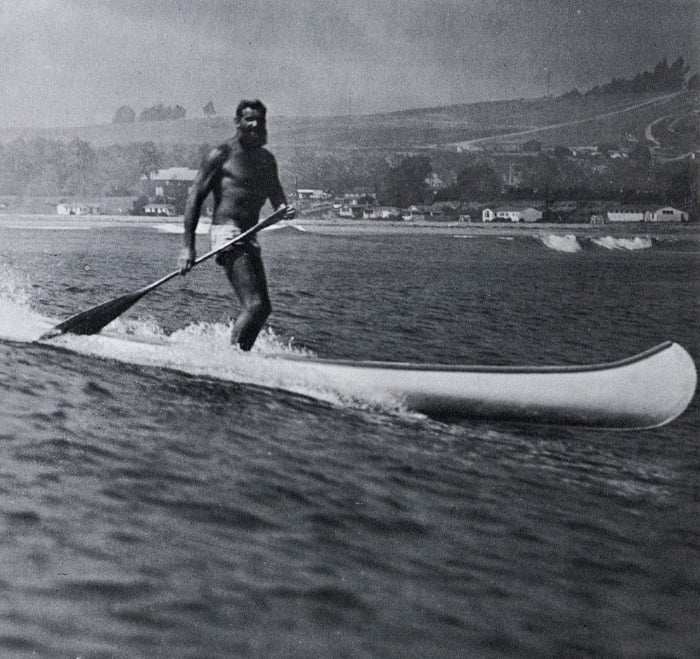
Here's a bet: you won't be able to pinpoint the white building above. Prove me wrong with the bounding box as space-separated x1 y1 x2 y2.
401 205 445 221
605 206 688 223
144 203 177 216
482 206 542 223
650 206 688 222
296 189 329 200
363 206 401 220
142 168 198 214
56 203 101 215
606 209 650 223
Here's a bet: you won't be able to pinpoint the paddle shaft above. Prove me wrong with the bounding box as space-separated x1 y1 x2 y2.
134 207 287 296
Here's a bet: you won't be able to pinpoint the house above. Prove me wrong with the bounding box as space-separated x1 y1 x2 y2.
141 167 198 213
606 208 650 223
570 146 600 158
56 203 101 215
296 188 328 200
341 189 375 204
432 202 459 215
363 206 401 220
401 205 445 221
425 173 448 191
650 206 688 222
337 204 364 219
482 206 543 223
144 203 177 216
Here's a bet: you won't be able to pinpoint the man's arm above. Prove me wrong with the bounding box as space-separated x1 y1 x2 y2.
265 152 295 219
179 146 227 274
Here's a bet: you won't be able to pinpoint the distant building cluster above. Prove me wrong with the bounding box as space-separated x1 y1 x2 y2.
140 167 198 214
292 186 689 225
56 202 101 216
58 165 690 225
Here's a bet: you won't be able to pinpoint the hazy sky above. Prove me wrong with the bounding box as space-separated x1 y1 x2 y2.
0 0 697 128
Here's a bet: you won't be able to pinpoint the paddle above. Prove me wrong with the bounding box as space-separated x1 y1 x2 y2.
39 207 288 340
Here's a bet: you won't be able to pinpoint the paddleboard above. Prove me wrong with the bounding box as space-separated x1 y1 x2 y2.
38 329 697 430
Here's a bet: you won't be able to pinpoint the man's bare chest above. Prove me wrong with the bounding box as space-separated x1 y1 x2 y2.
220 153 268 188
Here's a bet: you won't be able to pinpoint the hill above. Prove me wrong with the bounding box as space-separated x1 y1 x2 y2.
1 91 696 158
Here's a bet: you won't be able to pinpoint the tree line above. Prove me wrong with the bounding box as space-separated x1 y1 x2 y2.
0 137 208 197
0 137 694 215
561 56 698 98
112 101 217 124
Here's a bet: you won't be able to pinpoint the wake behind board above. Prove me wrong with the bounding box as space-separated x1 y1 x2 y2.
37 328 697 430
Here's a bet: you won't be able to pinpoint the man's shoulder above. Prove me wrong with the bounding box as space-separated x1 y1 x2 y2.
259 147 277 165
198 142 234 172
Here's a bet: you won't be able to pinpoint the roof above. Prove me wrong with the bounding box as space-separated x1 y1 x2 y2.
495 205 540 213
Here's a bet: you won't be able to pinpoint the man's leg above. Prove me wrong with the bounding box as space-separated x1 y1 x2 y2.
222 247 272 351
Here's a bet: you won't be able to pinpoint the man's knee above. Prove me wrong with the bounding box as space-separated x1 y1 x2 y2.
246 297 271 321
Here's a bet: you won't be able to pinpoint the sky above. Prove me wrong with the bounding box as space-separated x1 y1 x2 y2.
0 0 697 128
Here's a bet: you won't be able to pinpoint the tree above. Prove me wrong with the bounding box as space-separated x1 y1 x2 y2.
138 103 186 121
453 161 500 201
584 56 693 94
65 138 97 196
203 100 216 116
630 142 652 165
137 142 163 179
379 156 432 207
560 88 581 99
112 106 136 123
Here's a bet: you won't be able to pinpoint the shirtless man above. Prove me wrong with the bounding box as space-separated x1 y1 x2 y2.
178 99 295 350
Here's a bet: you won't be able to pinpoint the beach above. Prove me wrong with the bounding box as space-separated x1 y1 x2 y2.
289 217 700 240
2 212 699 240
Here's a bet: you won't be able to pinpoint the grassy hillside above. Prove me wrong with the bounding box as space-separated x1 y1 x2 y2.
1 91 696 155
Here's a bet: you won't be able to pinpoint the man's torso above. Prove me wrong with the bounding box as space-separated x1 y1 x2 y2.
211 142 274 229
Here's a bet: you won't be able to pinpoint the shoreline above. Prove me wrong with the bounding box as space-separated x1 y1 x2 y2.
1 213 698 240
287 218 700 240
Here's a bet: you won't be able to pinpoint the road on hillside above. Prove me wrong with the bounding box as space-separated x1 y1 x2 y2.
447 92 681 150
644 110 699 161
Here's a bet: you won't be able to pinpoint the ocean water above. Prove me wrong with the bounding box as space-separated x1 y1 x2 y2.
0 218 699 657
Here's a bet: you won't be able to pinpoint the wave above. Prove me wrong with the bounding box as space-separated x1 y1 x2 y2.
0 269 416 418
535 233 687 253
537 233 582 253
590 236 653 251
0 265 39 342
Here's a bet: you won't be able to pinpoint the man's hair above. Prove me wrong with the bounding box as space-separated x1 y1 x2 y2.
235 99 267 121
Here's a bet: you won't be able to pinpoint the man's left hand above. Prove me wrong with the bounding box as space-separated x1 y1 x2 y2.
280 204 296 220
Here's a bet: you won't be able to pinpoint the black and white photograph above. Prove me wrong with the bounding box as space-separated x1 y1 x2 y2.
0 1 698 656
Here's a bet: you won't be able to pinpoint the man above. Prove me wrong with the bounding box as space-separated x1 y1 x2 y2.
178 99 295 350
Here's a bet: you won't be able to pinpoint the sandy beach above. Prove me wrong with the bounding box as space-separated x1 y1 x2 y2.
1 213 699 241
288 218 700 240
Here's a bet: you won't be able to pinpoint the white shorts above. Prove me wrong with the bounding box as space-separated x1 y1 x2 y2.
209 223 260 262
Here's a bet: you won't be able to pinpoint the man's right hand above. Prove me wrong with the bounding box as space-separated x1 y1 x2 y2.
179 246 196 274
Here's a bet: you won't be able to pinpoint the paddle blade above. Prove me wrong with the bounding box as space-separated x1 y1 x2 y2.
39 289 148 340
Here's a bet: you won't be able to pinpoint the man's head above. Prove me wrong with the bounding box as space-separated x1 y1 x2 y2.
235 99 267 149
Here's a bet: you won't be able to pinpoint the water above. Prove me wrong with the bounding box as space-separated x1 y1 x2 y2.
1 218 699 657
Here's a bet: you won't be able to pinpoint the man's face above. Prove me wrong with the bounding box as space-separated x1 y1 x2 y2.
236 107 266 148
